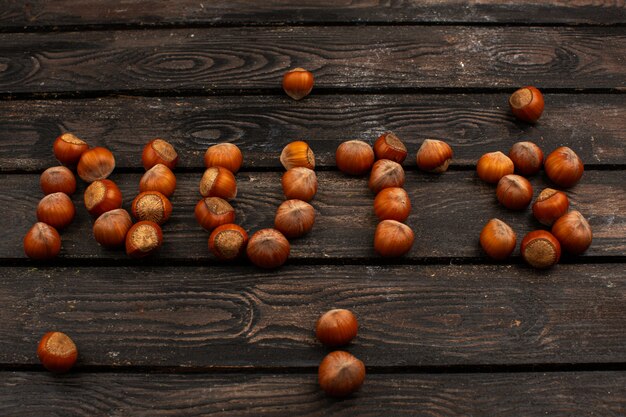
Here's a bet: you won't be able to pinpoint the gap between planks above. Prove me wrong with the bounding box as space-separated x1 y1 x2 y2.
2 255 626 268
0 87 624 102
1 362 626 375
0 21 625 35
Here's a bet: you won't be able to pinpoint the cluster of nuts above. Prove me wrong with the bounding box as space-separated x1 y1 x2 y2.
29 76 593 382
195 141 318 268
23 132 106 260
24 134 181 261
123 139 178 257
479 87 592 268
195 143 250 262
261 140 319 265
335 134 453 257
82 137 177 258
315 309 365 397
24 164 75 259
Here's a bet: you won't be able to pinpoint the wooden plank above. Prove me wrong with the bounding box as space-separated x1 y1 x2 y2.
2 1 625 27
0 264 624 366
1 171 623 260
1 94 624 171
0 27 624 94
1 371 625 416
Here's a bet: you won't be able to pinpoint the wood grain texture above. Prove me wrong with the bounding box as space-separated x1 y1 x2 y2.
0 264 624 367
1 371 625 417
1 0 626 28
1 171 623 260
1 94 624 171
0 27 624 94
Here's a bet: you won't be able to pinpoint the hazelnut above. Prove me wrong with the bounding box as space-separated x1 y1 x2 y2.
368 159 405 194
274 199 315 238
496 174 533 210
416 139 452 173
142 138 178 170
520 230 561 269
373 132 407 163
509 141 543 176
336 140 375 175
318 351 365 397
280 141 315 171
552 210 592 255
532 188 569 226
476 151 514 184
479 218 516 260
246 229 290 269
374 220 414 258
544 146 584 188
509 86 544 123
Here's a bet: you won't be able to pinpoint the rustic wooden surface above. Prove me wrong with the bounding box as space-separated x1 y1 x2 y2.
0 264 624 367
0 94 624 171
1 171 625 260
0 27 624 95
2 0 626 27
2 372 625 417
0 2 625 416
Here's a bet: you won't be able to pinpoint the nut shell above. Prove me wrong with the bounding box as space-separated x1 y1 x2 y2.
37 331 77 373
479 218 516 260
336 140 375 175
373 132 407 163
131 191 172 225
142 138 178 170
521 230 561 269
532 188 569 226
274 199 315 238
208 224 249 261
93 208 133 248
476 151 514 184
373 187 411 222
416 139 453 173
199 167 237 200
139 164 176 197
282 68 314 100
316 309 358 347
544 146 584 188
281 167 318 202
125 221 163 258
368 159 405 194
204 143 243 173
496 174 533 210
509 86 544 123
40 166 77 196
24 222 61 260
194 197 235 231
374 220 414 258
318 351 365 398
280 141 315 171
36 192 75 230
552 210 592 255
77 147 116 182
53 133 89 166
84 179 123 217
509 141 543 176
246 228 290 269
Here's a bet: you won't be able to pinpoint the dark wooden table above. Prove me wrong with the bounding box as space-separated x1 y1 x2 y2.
1 1 625 415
